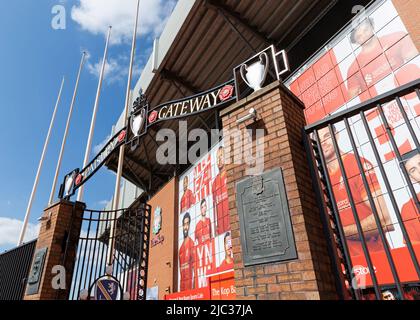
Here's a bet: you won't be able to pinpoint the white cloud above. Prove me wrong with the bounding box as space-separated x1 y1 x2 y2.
92 133 112 155
87 58 124 84
86 54 144 85
0 217 39 247
71 0 177 45
95 199 111 208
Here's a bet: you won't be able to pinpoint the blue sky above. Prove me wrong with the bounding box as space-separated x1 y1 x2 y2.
0 0 177 252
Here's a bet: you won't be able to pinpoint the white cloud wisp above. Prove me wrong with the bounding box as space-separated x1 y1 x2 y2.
0 217 39 247
71 0 177 45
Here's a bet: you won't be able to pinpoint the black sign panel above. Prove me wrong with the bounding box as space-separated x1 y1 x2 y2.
236 168 297 266
58 128 127 199
145 79 235 127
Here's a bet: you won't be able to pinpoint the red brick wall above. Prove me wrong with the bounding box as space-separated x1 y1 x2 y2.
24 200 85 300
147 178 178 299
393 0 420 51
220 81 339 300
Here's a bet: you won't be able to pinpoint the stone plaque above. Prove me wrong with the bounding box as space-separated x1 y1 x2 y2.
236 168 297 266
26 247 47 296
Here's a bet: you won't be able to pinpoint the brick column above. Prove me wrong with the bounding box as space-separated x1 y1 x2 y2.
24 200 85 300
220 81 339 300
392 0 420 51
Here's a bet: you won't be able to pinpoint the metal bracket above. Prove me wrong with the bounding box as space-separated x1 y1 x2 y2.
236 108 257 124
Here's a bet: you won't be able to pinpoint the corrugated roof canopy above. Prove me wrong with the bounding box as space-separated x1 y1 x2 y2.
105 0 371 198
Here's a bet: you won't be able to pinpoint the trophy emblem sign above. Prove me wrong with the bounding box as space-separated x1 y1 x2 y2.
129 89 148 151
64 174 74 197
63 170 78 198
130 107 146 138
240 52 269 92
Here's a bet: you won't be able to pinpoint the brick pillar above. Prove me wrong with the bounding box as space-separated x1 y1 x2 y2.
392 0 420 51
24 200 85 300
220 81 339 300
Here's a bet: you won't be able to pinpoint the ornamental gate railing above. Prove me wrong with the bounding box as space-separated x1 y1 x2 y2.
68 203 151 300
304 78 420 300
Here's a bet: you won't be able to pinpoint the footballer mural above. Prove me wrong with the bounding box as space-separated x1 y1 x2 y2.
287 0 420 298
177 141 234 294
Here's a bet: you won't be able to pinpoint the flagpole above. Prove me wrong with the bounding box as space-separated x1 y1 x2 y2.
18 77 65 245
77 26 112 202
108 0 141 267
48 52 87 205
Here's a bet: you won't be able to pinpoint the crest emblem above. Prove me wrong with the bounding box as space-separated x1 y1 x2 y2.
149 110 158 124
219 85 234 102
75 174 83 186
153 206 162 235
252 175 264 195
94 277 121 301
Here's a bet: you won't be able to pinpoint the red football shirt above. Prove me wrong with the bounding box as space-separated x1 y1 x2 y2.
180 189 195 213
212 171 230 236
400 193 420 244
347 32 410 99
195 217 212 245
179 237 195 291
329 153 383 256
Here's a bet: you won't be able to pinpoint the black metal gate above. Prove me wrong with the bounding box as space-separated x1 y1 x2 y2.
304 78 420 300
68 203 151 300
0 240 37 300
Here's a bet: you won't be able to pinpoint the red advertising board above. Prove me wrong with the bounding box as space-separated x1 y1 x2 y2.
164 287 211 301
351 244 420 287
209 271 236 300
164 272 236 300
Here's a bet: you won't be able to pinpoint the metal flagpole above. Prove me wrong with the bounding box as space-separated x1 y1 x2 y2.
107 0 141 267
18 77 65 245
77 26 112 202
48 52 87 205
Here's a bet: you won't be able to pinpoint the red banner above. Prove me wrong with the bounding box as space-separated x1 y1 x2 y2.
164 287 211 300
351 244 420 287
210 271 236 300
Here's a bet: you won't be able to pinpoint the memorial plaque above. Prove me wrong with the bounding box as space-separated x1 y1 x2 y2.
236 168 297 266
26 247 47 296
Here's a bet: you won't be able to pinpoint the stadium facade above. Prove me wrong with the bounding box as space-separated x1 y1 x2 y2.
2 0 420 301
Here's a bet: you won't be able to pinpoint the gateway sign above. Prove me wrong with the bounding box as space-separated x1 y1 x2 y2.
147 81 235 125
59 81 235 200
59 128 127 199
126 80 235 151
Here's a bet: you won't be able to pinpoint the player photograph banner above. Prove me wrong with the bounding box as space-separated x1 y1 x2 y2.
177 140 234 297
287 0 420 299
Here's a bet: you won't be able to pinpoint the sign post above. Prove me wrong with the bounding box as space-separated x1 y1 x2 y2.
49 52 86 205
108 0 141 267
77 26 112 202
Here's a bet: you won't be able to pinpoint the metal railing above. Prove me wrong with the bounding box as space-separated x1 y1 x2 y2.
0 240 37 300
304 78 420 300
68 203 151 300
